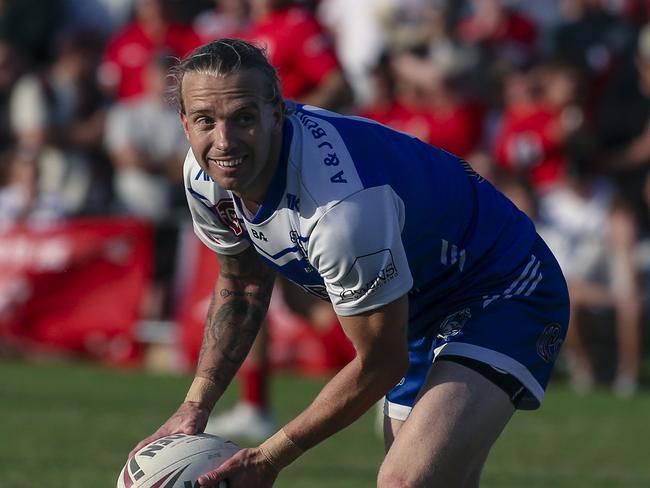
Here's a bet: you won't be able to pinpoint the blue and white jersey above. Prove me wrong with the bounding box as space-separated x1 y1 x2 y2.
184 104 537 322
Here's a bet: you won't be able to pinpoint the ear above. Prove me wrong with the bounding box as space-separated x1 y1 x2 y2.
180 112 190 140
272 100 285 132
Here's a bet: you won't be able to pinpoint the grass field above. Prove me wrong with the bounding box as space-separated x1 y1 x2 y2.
1 359 650 487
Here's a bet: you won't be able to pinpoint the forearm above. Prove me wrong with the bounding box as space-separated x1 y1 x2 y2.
284 354 404 450
189 250 275 411
259 295 409 470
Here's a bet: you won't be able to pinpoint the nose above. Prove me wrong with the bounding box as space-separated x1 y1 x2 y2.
213 120 235 153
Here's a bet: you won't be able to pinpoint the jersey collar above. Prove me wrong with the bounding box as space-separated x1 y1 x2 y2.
234 117 293 224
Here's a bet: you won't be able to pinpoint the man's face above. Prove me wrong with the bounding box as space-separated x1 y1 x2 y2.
180 69 283 204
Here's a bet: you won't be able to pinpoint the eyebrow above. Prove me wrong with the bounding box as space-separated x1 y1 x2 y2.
231 102 261 113
187 101 261 118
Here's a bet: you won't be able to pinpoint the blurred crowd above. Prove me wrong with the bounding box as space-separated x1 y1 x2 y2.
1 0 649 395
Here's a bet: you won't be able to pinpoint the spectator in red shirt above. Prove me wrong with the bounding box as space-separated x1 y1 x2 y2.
245 0 351 110
99 0 201 100
391 51 485 157
359 51 433 144
492 61 585 192
362 49 484 158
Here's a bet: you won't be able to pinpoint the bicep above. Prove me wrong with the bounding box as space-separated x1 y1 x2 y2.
216 247 276 295
337 294 409 366
309 186 413 316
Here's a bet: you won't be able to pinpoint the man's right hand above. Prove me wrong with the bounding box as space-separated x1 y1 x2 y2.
127 402 211 459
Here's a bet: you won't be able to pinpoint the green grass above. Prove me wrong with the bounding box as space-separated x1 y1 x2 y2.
1 360 649 487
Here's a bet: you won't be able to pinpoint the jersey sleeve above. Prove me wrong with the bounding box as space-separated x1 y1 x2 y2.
307 185 413 316
183 149 250 256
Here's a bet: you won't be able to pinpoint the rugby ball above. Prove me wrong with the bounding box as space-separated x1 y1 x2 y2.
117 433 239 488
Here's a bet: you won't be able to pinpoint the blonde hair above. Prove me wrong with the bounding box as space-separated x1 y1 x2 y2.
169 38 282 113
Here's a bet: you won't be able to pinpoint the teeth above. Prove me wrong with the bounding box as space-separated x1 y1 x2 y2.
211 157 243 168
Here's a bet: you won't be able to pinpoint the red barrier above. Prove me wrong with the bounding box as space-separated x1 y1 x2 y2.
0 219 154 366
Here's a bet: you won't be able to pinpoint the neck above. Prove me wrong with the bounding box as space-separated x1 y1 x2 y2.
241 199 261 214
239 123 284 213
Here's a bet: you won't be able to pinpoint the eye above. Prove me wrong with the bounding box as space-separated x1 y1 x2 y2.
235 112 255 126
194 116 214 128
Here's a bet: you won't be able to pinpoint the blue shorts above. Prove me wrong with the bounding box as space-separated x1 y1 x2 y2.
385 236 570 420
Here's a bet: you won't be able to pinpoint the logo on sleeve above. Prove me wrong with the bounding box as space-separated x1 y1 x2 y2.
289 230 308 258
338 250 399 303
215 199 243 236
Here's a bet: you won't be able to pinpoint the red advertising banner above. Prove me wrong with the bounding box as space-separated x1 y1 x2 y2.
0 218 154 366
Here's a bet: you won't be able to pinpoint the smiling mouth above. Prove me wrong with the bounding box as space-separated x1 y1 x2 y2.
208 156 245 169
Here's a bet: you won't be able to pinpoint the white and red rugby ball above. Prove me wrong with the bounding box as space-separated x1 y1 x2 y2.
117 433 239 488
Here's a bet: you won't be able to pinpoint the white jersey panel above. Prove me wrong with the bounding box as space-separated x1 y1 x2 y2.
183 149 250 256
308 185 413 315
291 107 364 206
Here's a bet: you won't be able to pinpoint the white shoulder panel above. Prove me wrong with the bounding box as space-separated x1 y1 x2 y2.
308 185 413 315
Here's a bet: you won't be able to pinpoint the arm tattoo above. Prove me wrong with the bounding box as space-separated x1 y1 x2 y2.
220 289 255 298
198 248 275 369
211 298 266 363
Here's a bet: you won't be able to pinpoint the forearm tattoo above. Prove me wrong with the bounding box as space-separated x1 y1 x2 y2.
219 289 255 299
210 294 266 363
198 250 275 372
